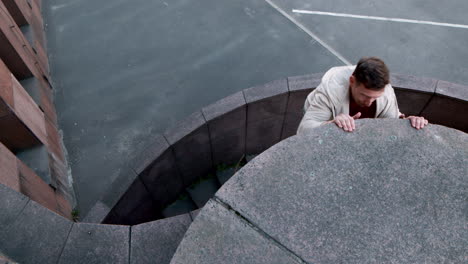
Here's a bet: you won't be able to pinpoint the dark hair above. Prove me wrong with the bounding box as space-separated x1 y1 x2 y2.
352 57 389 90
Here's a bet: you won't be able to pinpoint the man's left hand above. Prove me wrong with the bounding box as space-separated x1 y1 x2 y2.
407 116 428 129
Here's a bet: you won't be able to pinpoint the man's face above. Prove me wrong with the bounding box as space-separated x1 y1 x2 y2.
349 75 385 107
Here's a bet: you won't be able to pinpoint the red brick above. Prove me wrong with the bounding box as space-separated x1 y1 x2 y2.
55 191 72 219
0 113 41 151
0 59 14 107
1 0 28 26
45 117 65 161
12 77 48 145
0 142 20 191
18 159 58 212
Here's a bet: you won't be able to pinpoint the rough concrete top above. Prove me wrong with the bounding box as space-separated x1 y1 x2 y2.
171 200 304 264
243 79 288 103
435 80 468 101
175 119 467 263
202 91 246 122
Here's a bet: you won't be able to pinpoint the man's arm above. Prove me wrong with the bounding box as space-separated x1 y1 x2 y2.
297 91 333 134
380 86 429 129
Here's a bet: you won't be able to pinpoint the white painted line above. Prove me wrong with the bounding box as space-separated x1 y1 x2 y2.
292 10 468 29
264 0 351 65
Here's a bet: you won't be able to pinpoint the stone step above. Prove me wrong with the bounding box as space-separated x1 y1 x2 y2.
130 213 192 264
161 194 197 218
57 223 129 264
186 177 219 208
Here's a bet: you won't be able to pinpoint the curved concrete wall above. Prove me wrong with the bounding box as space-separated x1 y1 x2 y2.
81 73 467 225
1 73 467 263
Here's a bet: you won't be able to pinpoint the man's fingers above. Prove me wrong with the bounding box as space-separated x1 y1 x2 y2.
417 118 423 129
352 112 361 120
335 119 343 128
345 118 353 132
411 118 417 128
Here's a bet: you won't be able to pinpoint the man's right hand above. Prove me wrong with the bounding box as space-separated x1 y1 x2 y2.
332 112 361 132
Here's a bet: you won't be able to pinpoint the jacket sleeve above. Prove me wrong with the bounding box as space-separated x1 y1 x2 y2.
378 86 400 118
297 90 334 134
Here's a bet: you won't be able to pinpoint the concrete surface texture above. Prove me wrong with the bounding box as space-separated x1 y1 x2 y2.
42 0 343 216
173 119 467 263
42 0 468 217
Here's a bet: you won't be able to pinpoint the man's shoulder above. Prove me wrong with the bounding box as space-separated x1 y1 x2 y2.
323 65 356 80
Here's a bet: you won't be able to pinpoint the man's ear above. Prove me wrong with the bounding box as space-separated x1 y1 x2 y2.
349 75 355 86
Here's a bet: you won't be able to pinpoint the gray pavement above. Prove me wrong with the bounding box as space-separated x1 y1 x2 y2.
270 0 468 84
41 0 468 216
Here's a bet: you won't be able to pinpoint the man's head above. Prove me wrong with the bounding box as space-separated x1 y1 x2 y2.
350 57 390 107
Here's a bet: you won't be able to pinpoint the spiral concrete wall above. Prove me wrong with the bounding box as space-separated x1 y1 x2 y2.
0 73 466 263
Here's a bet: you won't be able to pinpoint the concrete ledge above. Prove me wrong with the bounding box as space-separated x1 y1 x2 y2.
391 73 437 116
0 183 29 228
202 91 246 165
171 199 304 264
244 79 288 154
421 80 468 132
104 176 158 225
98 73 467 227
282 73 323 139
132 134 183 209
216 119 467 263
164 110 213 186
131 213 192 264
0 199 73 264
58 223 129 264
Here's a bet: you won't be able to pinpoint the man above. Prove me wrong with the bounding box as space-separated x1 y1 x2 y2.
297 57 428 134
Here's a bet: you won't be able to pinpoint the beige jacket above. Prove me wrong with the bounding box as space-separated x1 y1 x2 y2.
297 66 400 134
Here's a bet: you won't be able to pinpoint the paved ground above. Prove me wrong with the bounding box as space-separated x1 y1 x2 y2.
41 0 468 217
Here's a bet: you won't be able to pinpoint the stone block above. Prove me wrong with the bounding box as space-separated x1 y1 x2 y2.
244 79 289 123
58 223 130 264
132 135 184 209
130 214 192 264
0 199 73 264
282 73 322 139
104 177 158 225
0 183 28 228
246 116 284 155
16 145 51 184
171 200 304 264
164 111 213 186
210 128 246 165
420 80 468 132
186 177 219 208
217 119 467 263
202 91 246 165
391 73 437 116
0 143 20 191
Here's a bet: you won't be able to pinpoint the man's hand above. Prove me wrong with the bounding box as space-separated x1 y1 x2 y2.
333 112 361 132
407 116 428 129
